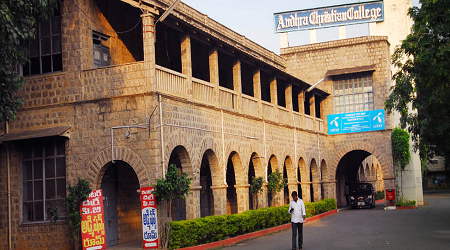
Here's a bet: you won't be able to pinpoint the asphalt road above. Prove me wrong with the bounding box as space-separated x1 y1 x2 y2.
223 190 450 250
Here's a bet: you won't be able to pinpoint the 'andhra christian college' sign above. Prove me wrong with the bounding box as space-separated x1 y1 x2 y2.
274 0 384 33
327 109 385 135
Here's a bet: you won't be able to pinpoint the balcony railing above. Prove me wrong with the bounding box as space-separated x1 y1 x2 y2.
193 77 215 104
154 65 327 134
155 65 187 97
218 87 238 109
242 94 258 115
293 112 303 128
278 107 291 125
316 118 324 133
261 101 275 121
305 114 314 131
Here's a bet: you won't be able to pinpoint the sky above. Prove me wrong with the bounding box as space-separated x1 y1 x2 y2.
182 0 420 54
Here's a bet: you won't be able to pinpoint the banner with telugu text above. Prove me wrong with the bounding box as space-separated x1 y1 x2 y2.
80 189 107 250
141 186 158 249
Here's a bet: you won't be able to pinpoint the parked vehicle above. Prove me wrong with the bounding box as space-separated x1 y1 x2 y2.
349 182 375 209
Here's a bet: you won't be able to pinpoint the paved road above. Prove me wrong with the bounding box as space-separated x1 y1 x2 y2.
224 190 450 250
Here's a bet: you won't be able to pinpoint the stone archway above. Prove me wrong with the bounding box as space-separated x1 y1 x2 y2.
90 146 150 190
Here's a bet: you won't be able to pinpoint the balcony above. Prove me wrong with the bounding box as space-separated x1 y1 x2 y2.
154 65 325 133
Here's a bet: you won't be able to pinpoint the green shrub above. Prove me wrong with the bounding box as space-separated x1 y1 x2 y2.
375 191 385 200
396 199 416 207
168 198 336 249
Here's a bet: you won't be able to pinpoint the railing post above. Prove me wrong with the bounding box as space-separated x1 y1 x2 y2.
270 77 278 120
141 13 156 93
233 59 242 110
181 34 192 100
253 69 262 116
209 48 219 106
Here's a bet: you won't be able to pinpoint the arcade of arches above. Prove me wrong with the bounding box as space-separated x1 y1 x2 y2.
163 145 389 221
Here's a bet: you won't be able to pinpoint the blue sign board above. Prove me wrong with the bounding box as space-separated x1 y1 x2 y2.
274 1 384 33
327 109 385 135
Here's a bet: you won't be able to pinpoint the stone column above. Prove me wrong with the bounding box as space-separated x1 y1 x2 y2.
285 83 293 111
235 184 250 213
313 181 322 201
270 77 278 119
181 34 192 100
322 181 336 199
260 183 269 208
141 13 156 92
185 185 201 220
253 69 262 115
310 93 316 118
209 48 219 105
211 185 227 215
233 59 242 110
301 183 311 202
298 91 305 114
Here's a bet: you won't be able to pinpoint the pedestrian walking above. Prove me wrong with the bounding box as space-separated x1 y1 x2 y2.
344 184 350 206
288 191 306 250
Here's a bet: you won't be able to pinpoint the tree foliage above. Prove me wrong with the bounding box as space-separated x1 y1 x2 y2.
391 127 411 171
385 0 450 167
0 0 60 122
152 164 192 216
152 164 192 249
267 169 287 194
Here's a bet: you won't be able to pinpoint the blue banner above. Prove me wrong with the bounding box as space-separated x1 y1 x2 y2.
274 1 384 33
327 109 385 135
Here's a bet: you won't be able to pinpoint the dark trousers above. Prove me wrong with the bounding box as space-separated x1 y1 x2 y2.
345 194 350 206
291 222 303 249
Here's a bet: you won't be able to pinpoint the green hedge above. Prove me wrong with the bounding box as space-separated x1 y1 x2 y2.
169 198 336 249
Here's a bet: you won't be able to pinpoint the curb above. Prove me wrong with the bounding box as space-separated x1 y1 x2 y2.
376 199 385 204
176 209 338 250
396 205 417 210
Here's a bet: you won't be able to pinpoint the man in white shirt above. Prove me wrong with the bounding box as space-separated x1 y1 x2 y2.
288 191 306 250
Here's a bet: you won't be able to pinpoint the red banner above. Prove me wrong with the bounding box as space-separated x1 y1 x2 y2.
141 187 158 249
80 189 107 250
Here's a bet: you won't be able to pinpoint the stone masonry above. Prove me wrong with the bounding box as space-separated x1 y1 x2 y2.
0 0 395 249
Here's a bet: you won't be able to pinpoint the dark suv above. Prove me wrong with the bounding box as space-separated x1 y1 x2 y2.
349 182 375 209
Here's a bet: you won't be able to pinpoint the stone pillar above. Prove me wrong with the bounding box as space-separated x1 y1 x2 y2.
313 182 322 201
322 181 336 199
181 34 193 100
235 184 250 213
310 93 316 118
209 48 219 105
298 91 305 114
233 59 242 110
185 185 201 220
270 77 278 118
211 185 227 215
141 13 156 92
260 183 269 208
253 69 262 115
285 83 293 111
301 183 311 202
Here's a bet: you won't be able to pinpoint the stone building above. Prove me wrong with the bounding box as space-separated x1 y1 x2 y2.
0 0 394 248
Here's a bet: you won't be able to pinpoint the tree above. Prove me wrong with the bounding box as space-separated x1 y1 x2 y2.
391 127 411 199
267 169 287 207
385 0 450 167
249 176 263 210
152 164 192 249
0 0 60 122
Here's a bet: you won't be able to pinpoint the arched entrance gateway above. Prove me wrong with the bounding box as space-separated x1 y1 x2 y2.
95 161 142 247
335 150 386 207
